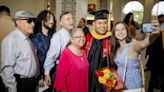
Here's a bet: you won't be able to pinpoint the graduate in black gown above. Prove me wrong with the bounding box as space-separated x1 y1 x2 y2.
85 10 116 92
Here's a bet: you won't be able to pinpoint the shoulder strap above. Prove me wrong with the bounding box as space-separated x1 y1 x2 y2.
139 55 146 86
122 54 128 82
122 53 145 86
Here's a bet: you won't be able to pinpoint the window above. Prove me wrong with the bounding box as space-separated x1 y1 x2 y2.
152 1 164 16
123 1 144 24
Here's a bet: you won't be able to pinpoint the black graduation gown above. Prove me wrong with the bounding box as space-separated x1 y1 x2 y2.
88 39 108 92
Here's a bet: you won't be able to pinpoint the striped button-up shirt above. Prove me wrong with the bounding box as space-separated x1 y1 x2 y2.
0 28 38 92
44 28 70 75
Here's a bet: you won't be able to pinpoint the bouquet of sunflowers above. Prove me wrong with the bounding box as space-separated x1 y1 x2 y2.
95 67 116 89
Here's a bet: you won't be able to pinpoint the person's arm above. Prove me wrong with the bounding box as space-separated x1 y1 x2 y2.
44 33 62 85
54 50 71 92
0 38 17 92
133 21 160 52
44 34 61 75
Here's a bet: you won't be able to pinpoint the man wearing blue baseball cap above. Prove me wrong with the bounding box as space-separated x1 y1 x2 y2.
0 10 39 92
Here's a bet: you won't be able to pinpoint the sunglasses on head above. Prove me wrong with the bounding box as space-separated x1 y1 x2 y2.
20 18 36 24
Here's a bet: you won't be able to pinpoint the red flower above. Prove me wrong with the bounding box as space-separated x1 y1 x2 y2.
97 71 104 77
95 67 117 89
106 79 113 87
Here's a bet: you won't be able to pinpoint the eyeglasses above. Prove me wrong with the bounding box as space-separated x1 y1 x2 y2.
73 36 85 39
19 18 36 24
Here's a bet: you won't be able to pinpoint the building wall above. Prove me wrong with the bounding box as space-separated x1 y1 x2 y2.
55 0 88 31
0 0 48 44
112 0 160 23
88 0 160 23
0 0 87 31
0 0 161 31
88 0 100 10
0 0 47 17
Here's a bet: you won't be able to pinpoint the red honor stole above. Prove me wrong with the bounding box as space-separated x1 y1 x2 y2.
85 33 111 58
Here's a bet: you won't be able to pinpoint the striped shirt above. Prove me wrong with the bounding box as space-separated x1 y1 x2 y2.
44 28 71 75
0 28 38 92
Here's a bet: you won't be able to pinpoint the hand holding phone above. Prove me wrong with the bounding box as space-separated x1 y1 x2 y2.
142 23 155 33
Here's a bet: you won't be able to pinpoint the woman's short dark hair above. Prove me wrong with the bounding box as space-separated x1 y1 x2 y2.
123 12 135 25
81 18 86 23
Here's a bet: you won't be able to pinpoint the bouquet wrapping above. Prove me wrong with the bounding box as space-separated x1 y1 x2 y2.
95 67 116 89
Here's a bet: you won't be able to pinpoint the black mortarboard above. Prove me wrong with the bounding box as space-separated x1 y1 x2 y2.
90 9 109 20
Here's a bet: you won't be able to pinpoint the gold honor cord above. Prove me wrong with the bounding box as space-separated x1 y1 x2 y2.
90 30 112 40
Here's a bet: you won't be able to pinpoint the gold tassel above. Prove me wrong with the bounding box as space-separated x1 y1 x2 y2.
108 14 111 31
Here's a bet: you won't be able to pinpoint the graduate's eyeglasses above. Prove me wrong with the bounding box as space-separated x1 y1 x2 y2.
20 18 36 24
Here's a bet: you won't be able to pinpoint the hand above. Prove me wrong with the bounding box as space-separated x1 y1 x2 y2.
45 75 51 86
38 79 45 87
151 20 160 34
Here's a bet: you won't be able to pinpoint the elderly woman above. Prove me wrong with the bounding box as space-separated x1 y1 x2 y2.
54 28 89 92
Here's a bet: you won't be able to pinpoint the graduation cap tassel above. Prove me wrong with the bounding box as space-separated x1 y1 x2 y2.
108 14 111 31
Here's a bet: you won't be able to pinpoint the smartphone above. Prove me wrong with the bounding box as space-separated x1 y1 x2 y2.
142 23 155 33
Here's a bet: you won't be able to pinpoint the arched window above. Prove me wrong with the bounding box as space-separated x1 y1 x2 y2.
152 1 164 16
123 1 144 24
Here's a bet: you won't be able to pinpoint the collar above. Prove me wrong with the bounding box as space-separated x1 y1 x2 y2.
90 30 112 40
15 28 28 40
61 28 70 37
